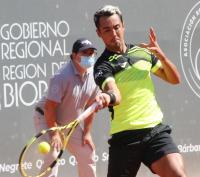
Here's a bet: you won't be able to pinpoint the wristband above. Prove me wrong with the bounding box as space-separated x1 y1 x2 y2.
104 92 116 105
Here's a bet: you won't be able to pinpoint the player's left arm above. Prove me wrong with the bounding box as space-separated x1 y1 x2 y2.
153 56 181 84
141 27 181 84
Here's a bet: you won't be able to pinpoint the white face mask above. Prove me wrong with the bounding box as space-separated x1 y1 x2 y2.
80 56 96 69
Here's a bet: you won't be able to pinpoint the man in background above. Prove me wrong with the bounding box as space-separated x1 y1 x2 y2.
33 38 99 177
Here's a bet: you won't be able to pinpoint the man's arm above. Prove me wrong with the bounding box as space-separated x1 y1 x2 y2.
44 99 59 128
81 88 99 148
44 99 62 151
141 27 181 84
95 79 121 108
83 112 96 149
83 81 120 148
153 56 181 84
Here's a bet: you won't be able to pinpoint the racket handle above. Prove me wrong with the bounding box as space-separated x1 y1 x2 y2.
77 102 99 122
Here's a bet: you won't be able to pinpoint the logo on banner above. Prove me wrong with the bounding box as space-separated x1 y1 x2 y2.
180 2 200 98
0 20 70 109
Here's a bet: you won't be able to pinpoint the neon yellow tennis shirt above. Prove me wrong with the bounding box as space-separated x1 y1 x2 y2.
94 45 163 134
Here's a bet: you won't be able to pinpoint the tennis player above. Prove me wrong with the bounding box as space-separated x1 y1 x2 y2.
33 38 99 177
93 5 187 177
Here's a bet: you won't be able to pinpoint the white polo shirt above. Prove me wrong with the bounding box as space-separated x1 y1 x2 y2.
36 60 99 137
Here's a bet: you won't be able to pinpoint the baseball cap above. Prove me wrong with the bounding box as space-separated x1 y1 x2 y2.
72 38 97 53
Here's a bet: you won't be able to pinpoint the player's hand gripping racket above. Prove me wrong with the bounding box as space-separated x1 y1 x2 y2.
19 102 99 177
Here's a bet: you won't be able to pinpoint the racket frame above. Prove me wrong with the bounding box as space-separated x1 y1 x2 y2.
19 102 98 177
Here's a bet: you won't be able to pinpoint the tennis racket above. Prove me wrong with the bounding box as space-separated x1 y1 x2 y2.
19 102 99 177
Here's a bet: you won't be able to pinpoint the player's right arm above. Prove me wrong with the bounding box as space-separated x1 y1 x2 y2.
94 59 121 108
98 79 121 107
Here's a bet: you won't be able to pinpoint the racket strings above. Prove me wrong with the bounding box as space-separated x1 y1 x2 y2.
19 130 61 177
